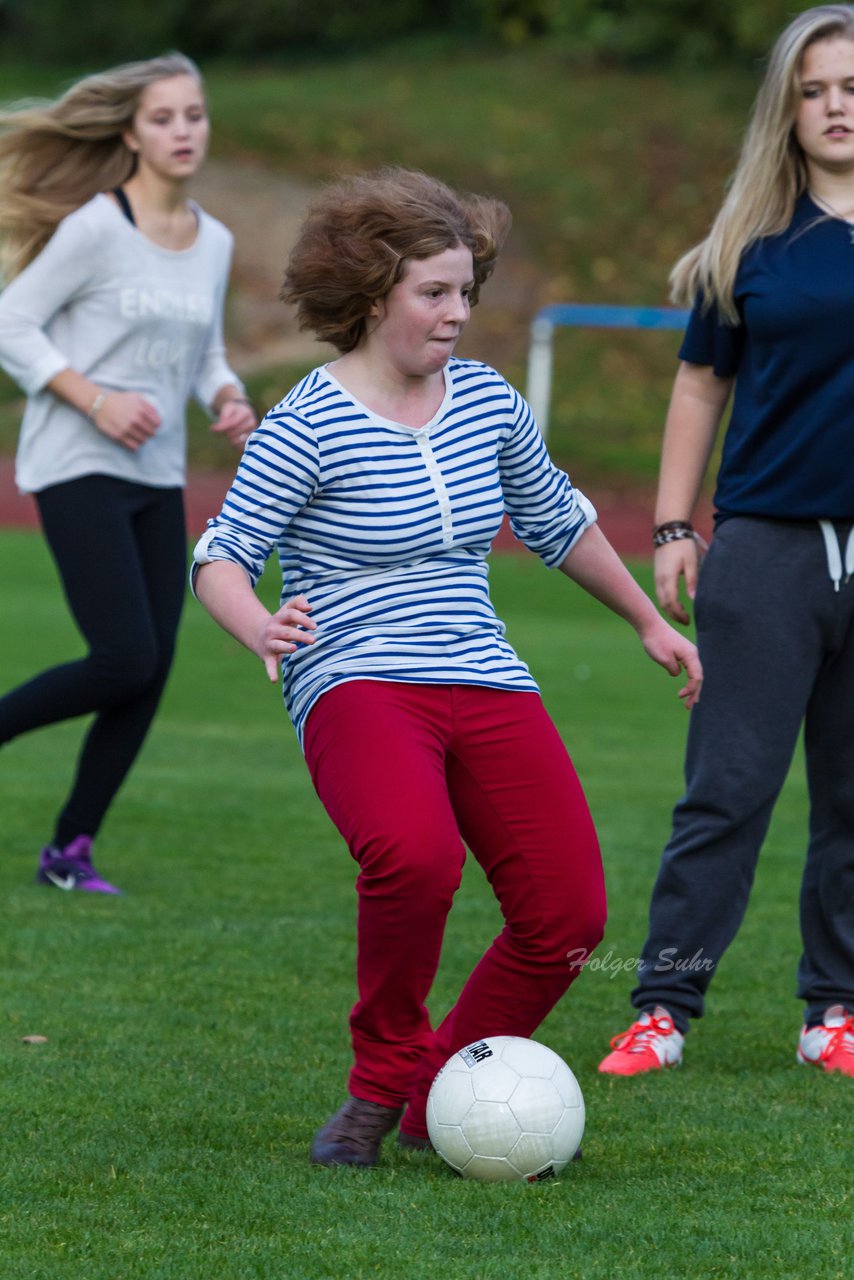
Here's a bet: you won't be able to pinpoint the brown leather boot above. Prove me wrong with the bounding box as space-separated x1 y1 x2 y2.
310 1096 404 1167
398 1131 434 1152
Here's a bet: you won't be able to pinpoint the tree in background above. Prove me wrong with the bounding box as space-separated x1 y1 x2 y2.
0 0 815 66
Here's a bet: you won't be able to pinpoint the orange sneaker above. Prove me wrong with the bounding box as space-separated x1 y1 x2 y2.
797 1005 854 1076
598 1006 685 1076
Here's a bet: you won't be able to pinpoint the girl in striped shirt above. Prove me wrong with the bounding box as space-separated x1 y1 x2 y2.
193 167 701 1167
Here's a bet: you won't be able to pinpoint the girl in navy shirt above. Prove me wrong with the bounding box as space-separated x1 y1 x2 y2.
600 2 854 1079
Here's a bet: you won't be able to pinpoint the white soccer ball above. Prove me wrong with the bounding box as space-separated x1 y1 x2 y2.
426 1035 584 1183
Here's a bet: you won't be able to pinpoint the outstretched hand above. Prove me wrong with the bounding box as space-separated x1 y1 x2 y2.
255 595 317 682
638 615 703 709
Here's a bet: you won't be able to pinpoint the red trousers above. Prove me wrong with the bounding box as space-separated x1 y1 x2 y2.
303 681 606 1139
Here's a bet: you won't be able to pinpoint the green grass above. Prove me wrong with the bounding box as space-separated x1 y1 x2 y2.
0 530 848 1280
0 44 753 483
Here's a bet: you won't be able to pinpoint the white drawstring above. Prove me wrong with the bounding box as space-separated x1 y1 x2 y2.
846 526 854 583
819 520 843 591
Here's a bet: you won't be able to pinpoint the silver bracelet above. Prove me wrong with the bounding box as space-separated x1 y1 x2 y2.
88 391 107 421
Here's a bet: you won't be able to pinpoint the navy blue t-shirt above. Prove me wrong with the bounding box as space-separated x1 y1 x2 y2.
679 193 854 519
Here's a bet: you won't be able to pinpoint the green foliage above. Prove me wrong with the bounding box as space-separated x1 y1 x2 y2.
0 0 185 66
542 0 797 63
175 0 456 60
1 530 850 1280
0 0 819 64
0 0 456 63
0 44 753 484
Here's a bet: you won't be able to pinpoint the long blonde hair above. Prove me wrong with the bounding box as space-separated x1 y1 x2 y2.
0 52 201 279
671 4 854 320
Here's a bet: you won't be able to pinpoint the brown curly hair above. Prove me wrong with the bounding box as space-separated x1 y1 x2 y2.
280 167 512 354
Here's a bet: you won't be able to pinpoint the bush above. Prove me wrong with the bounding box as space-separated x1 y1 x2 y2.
0 0 815 65
0 0 185 65
561 0 810 63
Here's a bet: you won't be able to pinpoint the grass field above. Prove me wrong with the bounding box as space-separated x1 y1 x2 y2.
0 530 848 1280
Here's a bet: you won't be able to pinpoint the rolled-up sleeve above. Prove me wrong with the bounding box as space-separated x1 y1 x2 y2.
192 409 320 588
499 389 597 567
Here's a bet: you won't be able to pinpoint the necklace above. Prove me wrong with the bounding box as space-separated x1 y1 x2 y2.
809 189 854 244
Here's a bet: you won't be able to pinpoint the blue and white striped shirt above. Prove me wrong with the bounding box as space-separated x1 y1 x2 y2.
193 358 596 745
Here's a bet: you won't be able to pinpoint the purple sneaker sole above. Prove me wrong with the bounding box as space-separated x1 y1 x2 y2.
37 836 122 895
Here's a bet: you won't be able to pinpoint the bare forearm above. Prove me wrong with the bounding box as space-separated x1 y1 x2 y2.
46 367 161 450
558 522 703 706
194 560 272 654
558 523 662 635
46 367 101 416
211 382 251 413
194 559 317 682
654 362 732 524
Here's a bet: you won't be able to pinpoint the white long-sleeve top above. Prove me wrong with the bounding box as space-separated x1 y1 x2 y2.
0 193 241 493
193 359 597 746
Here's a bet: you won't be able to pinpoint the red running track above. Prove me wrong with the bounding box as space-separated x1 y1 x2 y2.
0 457 712 558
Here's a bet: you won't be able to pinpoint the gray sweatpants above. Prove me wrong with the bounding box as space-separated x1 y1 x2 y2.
631 516 854 1031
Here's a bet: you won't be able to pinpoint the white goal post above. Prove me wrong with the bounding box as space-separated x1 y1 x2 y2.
525 303 691 439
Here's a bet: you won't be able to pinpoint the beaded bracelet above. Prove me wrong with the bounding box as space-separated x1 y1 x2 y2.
652 520 695 549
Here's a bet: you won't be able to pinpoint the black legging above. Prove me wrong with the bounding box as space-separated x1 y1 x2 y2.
0 474 186 846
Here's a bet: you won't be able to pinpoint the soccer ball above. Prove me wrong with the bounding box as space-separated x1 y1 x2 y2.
426 1035 584 1183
